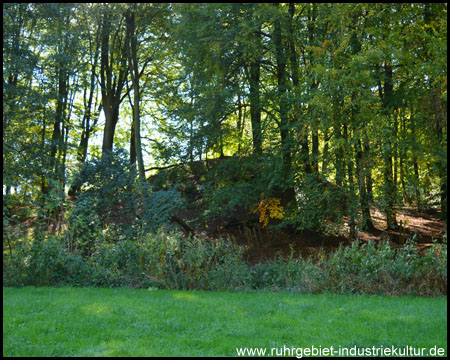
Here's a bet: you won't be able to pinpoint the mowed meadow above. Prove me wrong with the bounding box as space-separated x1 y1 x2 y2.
3 287 447 357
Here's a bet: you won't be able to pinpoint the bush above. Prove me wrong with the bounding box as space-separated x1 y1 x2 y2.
141 188 185 233
141 230 247 290
3 228 446 297
319 240 447 296
202 156 264 217
293 173 347 232
67 149 185 254
3 236 90 287
67 149 138 255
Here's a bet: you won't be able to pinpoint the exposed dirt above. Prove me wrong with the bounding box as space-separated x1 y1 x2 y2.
148 157 447 264
6 200 446 267
202 205 447 264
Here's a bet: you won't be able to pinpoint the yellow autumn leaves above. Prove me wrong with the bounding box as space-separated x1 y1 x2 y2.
254 197 284 227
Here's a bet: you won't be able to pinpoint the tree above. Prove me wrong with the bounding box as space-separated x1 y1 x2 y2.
99 4 130 157
3 3 446 245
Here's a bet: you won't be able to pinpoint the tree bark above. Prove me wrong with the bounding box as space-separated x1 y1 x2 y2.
273 4 296 206
100 7 129 157
246 17 262 156
126 8 146 182
381 63 398 230
356 139 375 230
288 3 310 172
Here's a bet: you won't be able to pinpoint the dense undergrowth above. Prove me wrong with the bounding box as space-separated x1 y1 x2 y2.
3 230 446 297
3 150 447 297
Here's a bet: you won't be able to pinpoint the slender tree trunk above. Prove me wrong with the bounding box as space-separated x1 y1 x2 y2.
236 93 243 155
126 9 145 182
356 139 375 230
312 130 319 173
189 77 195 161
432 87 446 221
130 120 136 165
334 123 344 187
413 158 421 211
76 47 99 164
409 105 421 211
50 65 68 170
344 125 356 238
363 137 374 202
273 4 296 206
322 130 330 175
247 21 262 156
41 105 47 195
249 60 262 155
308 4 319 173
399 111 406 202
381 63 398 230
100 8 129 157
288 3 310 173
424 4 447 221
393 109 399 199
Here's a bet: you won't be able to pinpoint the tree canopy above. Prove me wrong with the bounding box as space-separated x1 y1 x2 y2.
3 3 447 245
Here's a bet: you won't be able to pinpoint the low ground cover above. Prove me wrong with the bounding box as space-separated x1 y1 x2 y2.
3 231 446 297
3 287 447 357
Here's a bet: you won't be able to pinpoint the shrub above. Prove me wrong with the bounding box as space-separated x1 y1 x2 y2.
67 149 186 254
141 188 185 233
67 149 137 255
140 230 247 290
293 173 347 232
3 227 446 297
3 235 90 287
319 240 447 296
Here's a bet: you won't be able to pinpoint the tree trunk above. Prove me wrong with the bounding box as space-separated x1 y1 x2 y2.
100 8 129 157
236 93 243 155
363 138 374 202
381 63 398 230
344 124 357 238
356 139 375 230
288 3 310 173
249 60 262 155
273 5 296 206
308 4 319 173
102 103 120 155
322 130 330 175
127 8 146 182
50 65 68 171
130 120 136 165
334 123 344 187
399 111 406 202
247 21 262 156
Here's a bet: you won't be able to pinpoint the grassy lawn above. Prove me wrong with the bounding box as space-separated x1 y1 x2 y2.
3 287 447 357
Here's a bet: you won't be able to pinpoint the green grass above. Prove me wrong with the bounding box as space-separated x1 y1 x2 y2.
3 287 447 357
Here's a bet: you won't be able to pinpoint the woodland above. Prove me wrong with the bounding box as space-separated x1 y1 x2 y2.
3 3 447 294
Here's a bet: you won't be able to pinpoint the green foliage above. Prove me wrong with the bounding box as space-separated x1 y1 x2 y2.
88 239 143 287
2 4 447 300
202 156 286 220
3 236 90 287
142 188 185 233
67 149 185 254
141 230 246 290
321 240 447 296
293 174 347 232
74 149 137 209
67 149 137 254
4 230 446 297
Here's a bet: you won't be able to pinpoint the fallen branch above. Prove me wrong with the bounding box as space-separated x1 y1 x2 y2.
145 163 184 172
171 214 195 236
